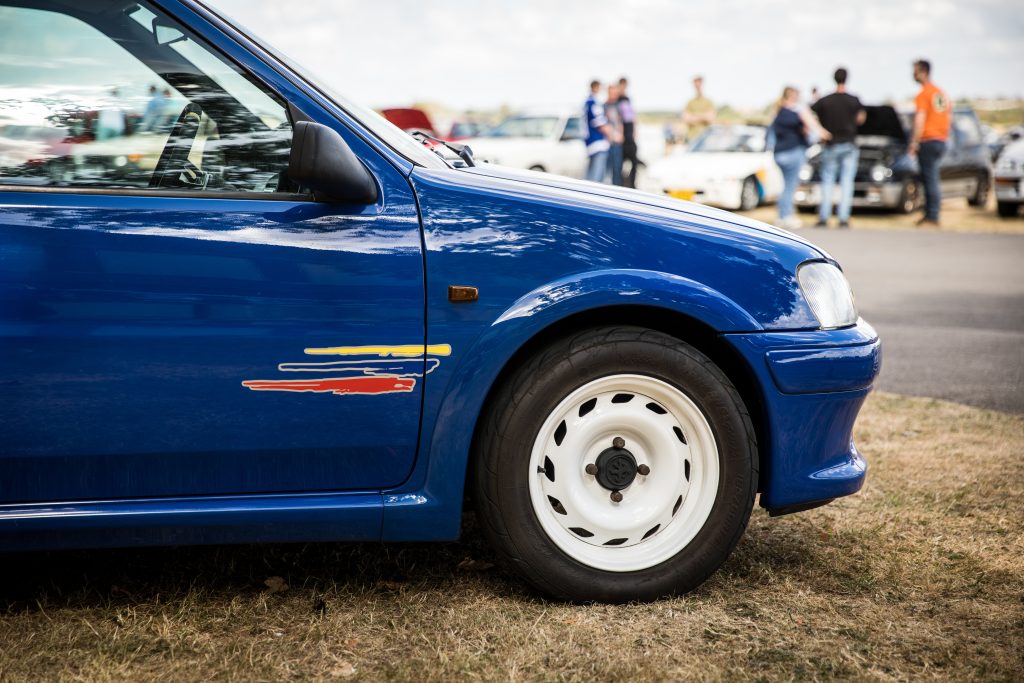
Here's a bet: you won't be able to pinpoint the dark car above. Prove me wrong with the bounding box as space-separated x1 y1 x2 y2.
795 105 993 214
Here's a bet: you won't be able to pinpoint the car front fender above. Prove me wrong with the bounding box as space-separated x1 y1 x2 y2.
381 268 761 540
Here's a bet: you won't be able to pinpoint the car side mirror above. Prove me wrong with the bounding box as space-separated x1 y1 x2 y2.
288 121 378 204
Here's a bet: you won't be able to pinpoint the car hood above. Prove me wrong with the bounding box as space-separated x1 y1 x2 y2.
463 162 823 254
998 138 1024 164
859 105 908 143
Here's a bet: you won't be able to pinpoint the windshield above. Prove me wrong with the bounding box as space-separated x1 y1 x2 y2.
689 126 766 153
195 1 448 169
490 116 560 139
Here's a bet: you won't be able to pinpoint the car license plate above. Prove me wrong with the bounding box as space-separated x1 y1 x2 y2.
668 189 696 201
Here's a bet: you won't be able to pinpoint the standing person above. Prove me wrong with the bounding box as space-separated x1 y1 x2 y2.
139 85 167 133
605 83 624 186
96 87 126 140
682 75 715 142
811 67 865 228
771 86 831 230
909 59 950 226
583 80 612 183
617 77 639 188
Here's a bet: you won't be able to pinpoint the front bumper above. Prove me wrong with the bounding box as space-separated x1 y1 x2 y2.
795 181 903 209
995 175 1023 203
639 178 744 210
723 319 881 512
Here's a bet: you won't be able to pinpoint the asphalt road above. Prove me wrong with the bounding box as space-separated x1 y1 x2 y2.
804 228 1024 414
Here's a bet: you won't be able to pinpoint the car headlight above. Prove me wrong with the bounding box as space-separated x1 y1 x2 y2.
797 261 858 329
798 164 813 182
870 164 890 183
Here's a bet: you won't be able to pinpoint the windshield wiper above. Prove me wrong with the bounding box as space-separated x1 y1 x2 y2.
410 131 475 167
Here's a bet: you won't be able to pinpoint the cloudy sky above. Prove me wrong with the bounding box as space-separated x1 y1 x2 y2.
208 0 1023 112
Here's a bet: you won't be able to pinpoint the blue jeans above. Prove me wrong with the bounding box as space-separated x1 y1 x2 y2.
819 142 859 223
918 140 946 221
586 150 609 183
607 143 623 185
774 145 806 220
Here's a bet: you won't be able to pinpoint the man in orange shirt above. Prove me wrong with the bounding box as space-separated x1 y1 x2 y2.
909 59 951 226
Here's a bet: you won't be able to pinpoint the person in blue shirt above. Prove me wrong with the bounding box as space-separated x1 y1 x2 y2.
770 86 830 230
584 80 613 183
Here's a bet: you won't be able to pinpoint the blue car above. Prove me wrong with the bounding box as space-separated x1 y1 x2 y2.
0 0 880 602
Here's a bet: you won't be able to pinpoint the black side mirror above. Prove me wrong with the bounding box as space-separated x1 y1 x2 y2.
288 121 378 204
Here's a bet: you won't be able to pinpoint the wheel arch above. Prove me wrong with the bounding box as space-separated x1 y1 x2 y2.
465 304 770 502
382 271 770 540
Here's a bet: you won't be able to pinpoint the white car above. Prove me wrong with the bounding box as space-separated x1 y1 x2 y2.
994 138 1024 218
463 110 664 182
464 111 587 178
639 125 783 210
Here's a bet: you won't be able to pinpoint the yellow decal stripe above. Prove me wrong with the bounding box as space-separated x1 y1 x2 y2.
303 344 452 357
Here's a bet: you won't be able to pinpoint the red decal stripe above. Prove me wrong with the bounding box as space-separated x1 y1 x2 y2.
242 377 416 395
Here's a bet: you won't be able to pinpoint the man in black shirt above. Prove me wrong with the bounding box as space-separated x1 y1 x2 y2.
618 77 639 188
811 68 866 228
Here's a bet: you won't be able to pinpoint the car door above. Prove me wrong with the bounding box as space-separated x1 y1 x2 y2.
0 1 426 503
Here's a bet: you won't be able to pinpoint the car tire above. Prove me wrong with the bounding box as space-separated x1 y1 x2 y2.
472 326 757 603
997 201 1020 218
968 173 990 207
528 165 546 173
739 176 759 211
898 178 922 214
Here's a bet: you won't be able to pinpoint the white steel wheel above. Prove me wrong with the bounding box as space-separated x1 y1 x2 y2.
528 374 719 572
473 326 757 602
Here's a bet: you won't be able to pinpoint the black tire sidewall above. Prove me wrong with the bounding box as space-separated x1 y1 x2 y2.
476 328 756 602
740 177 759 210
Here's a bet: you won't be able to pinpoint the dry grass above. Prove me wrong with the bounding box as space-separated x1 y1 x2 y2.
1 392 1022 682
739 194 1024 234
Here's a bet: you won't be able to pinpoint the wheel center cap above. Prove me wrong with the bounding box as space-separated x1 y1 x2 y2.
594 446 638 491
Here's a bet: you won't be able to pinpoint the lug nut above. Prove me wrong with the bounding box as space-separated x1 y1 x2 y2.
612 437 625 449
637 464 651 476
585 463 598 475
610 491 623 503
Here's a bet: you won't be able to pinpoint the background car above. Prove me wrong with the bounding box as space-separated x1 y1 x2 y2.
445 120 489 141
379 107 438 137
795 105 992 214
994 138 1024 217
989 125 1023 164
639 124 782 210
461 109 588 178
463 109 663 182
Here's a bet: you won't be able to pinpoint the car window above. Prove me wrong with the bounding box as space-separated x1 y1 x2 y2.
689 127 766 153
952 112 982 147
490 116 560 139
0 2 302 195
562 117 583 140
